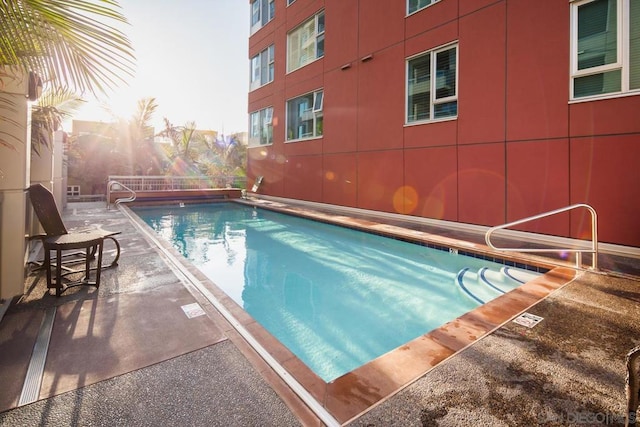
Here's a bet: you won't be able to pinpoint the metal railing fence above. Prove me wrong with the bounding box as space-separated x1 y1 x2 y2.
107 175 246 192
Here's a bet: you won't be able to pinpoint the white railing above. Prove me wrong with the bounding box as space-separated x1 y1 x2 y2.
485 204 598 270
108 175 246 192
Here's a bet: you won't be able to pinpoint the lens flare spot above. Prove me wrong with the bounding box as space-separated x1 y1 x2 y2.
325 171 336 181
393 186 418 215
249 149 268 160
424 196 445 219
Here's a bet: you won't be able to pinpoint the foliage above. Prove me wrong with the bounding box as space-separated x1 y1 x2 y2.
114 97 163 174
0 0 135 150
0 0 135 95
158 118 202 175
203 133 247 180
31 87 84 155
66 132 126 194
65 97 247 195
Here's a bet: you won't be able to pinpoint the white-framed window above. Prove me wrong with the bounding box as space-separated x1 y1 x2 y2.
570 0 640 99
250 0 275 34
407 0 440 15
287 10 325 73
288 0 296 5
67 185 80 196
406 43 458 123
286 89 324 141
250 45 275 91
249 107 274 147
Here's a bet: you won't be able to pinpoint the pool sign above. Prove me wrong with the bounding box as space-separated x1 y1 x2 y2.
513 312 543 328
181 302 205 319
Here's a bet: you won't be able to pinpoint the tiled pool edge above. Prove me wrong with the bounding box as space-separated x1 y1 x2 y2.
330 266 576 423
236 198 560 274
123 202 578 425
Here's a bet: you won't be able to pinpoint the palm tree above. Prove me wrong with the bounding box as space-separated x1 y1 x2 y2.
202 134 247 186
119 97 161 174
31 87 85 155
158 119 202 175
1 0 135 150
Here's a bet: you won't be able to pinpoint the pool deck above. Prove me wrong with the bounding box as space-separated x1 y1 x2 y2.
0 199 639 426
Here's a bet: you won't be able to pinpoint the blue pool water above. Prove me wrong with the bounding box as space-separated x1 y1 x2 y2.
134 203 516 381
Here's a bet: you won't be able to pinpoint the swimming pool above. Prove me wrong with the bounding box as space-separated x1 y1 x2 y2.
133 202 539 382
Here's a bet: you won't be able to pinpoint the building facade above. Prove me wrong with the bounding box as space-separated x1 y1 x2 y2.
247 0 640 248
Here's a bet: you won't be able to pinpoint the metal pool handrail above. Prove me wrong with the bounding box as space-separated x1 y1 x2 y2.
485 204 598 270
107 180 136 209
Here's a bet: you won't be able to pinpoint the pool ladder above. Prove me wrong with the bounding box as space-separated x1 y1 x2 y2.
106 180 136 209
485 204 598 270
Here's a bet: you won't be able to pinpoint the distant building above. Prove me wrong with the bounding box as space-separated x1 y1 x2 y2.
247 0 640 248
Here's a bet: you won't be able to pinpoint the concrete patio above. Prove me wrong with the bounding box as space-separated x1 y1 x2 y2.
0 201 638 426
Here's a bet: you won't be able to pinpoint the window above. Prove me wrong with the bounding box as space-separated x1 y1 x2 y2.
249 107 274 147
407 0 440 15
406 44 458 123
571 0 640 99
250 45 274 91
67 185 80 196
250 0 275 33
287 11 325 72
286 90 323 141
288 0 296 5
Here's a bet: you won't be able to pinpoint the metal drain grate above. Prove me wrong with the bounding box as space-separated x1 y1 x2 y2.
19 306 56 406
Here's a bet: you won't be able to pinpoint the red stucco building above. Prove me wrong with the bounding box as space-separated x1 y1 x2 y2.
247 0 640 248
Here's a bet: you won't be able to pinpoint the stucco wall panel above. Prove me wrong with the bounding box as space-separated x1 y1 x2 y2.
283 154 323 202
247 146 286 196
323 68 358 153
459 0 502 17
357 45 405 151
404 146 458 221
356 150 404 213
358 2 405 56
284 138 323 157
324 0 358 71
405 20 458 58
284 62 324 98
458 2 506 145
404 120 457 149
248 17 275 51
322 153 358 207
506 0 569 141
506 139 570 236
569 96 640 137
570 135 640 246
458 143 506 226
405 0 458 40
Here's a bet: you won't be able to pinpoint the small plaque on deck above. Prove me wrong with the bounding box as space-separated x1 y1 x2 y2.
181 302 205 319
513 312 543 328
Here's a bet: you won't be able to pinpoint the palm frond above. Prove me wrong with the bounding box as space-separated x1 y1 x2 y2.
0 0 136 95
31 86 85 153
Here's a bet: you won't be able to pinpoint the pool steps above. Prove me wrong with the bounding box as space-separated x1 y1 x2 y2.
456 266 542 304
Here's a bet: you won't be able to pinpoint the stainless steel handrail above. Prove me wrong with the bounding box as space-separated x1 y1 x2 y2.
485 204 598 270
106 180 136 209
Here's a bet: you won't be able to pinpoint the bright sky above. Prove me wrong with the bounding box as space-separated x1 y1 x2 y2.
67 0 250 135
